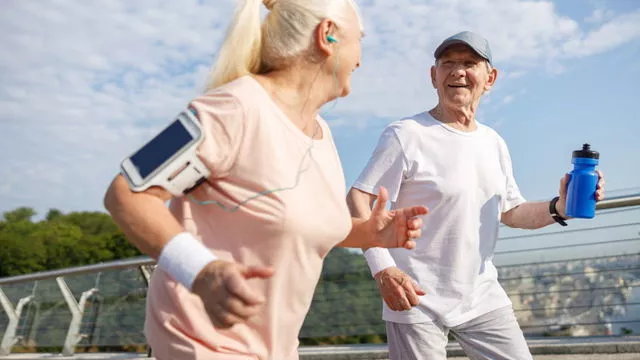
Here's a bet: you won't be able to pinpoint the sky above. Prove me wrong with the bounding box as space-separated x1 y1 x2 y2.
0 0 639 260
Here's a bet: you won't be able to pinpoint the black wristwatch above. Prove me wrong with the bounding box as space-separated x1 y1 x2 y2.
549 196 568 226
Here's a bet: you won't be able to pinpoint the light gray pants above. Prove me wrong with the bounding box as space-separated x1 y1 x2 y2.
386 306 533 360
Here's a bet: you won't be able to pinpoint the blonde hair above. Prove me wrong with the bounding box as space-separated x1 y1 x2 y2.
206 0 363 91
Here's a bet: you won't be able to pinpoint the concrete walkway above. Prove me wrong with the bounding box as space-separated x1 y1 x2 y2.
1 336 639 360
452 355 639 360
298 336 640 359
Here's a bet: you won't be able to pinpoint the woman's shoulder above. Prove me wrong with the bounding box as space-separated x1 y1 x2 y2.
207 75 262 101
190 76 259 113
195 76 267 114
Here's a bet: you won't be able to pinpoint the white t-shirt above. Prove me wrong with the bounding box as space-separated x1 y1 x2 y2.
353 111 526 327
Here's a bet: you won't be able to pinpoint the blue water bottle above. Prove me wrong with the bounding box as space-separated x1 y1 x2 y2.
565 143 600 219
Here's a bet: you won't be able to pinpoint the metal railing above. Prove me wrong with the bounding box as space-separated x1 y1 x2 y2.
0 193 639 356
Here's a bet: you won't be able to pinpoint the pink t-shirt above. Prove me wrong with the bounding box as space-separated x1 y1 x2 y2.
144 76 352 360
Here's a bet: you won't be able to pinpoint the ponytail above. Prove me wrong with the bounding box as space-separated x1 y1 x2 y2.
206 0 364 91
206 0 263 90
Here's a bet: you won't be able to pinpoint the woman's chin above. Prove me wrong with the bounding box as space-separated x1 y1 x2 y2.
340 84 351 98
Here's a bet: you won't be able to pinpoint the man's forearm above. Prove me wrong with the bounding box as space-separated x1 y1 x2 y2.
502 201 558 229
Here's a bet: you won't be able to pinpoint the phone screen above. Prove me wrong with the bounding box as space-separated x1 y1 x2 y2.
130 120 194 179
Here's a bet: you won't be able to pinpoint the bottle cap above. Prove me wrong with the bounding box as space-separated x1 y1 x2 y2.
572 143 599 159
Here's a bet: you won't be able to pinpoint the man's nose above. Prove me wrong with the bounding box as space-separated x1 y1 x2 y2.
450 65 466 77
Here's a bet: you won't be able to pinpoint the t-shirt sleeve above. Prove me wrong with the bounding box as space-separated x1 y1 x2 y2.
352 125 407 203
498 137 526 213
189 90 246 180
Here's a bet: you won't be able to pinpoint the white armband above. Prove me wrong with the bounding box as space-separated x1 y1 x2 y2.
158 232 217 291
363 248 397 277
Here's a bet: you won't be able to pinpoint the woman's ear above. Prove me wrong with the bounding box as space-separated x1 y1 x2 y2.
315 19 337 56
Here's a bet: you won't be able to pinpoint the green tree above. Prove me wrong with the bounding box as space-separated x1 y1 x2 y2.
58 211 120 236
45 209 64 222
3 207 37 223
0 220 47 276
34 221 85 269
104 232 142 259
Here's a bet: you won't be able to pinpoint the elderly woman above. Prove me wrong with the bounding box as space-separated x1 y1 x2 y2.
104 0 427 359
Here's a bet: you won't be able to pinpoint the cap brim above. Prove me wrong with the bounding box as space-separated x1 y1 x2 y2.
434 39 491 63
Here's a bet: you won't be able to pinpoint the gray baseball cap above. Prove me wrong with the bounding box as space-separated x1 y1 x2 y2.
434 31 492 64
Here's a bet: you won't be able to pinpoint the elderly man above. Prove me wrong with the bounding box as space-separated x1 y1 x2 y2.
346 31 605 359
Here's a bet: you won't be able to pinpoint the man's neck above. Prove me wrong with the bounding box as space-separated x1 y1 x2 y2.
429 103 478 132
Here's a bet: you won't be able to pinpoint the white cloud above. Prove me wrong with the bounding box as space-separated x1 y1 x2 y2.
345 0 640 117
0 0 234 216
502 95 515 105
504 70 527 79
0 0 638 215
585 8 616 24
563 11 640 57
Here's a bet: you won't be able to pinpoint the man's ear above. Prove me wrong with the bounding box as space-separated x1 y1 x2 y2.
430 65 437 89
485 66 498 91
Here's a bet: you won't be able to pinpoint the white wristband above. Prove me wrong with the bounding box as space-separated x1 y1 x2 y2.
158 232 217 291
363 248 397 277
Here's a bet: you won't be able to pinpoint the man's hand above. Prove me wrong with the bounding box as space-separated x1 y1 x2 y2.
556 170 606 218
374 267 425 311
191 261 274 328
368 187 428 250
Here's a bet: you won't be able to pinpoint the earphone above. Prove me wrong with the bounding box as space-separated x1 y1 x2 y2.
327 35 338 43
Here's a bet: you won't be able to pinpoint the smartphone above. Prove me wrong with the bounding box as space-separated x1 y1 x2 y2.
120 109 210 196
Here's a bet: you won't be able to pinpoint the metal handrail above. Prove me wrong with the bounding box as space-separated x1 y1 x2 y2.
0 192 638 286
0 256 154 286
595 193 640 209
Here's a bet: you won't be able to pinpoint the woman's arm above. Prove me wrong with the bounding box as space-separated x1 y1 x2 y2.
104 174 182 258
